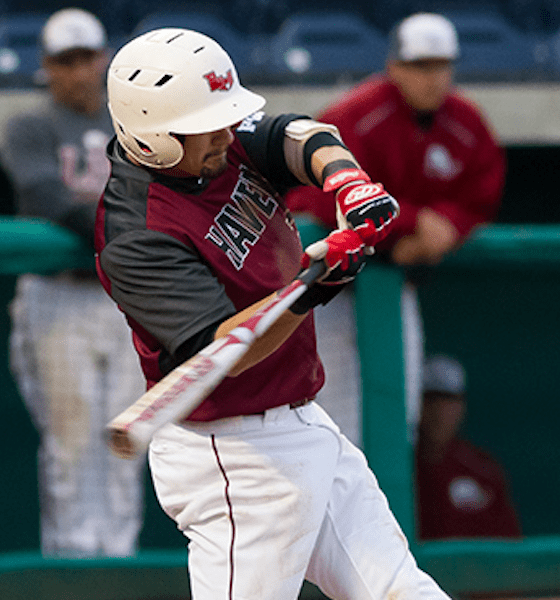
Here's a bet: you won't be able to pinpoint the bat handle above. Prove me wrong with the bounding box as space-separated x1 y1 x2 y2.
299 259 328 286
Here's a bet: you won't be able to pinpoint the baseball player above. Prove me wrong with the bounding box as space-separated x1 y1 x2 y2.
3 9 145 557
96 28 451 599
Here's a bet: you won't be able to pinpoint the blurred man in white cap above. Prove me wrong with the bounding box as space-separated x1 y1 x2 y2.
39 7 108 117
286 12 505 446
2 8 146 557
415 354 521 540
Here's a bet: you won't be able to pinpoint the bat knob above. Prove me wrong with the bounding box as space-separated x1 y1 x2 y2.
107 427 138 460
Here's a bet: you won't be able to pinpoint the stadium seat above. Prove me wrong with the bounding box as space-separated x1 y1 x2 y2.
542 27 560 80
0 13 48 88
502 0 560 34
130 11 257 81
267 11 388 84
438 9 552 81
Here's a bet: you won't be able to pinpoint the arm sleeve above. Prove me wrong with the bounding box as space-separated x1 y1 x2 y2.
99 229 236 355
236 112 310 194
3 113 96 245
283 103 371 229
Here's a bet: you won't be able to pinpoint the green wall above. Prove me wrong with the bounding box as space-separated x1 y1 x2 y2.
0 276 40 551
418 265 560 536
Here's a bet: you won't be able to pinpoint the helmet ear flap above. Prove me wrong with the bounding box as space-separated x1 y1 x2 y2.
111 115 185 168
140 132 185 168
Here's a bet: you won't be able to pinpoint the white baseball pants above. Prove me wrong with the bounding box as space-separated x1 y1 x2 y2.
10 273 146 557
149 402 450 600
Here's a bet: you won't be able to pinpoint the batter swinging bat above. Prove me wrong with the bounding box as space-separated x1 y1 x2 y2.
106 260 326 459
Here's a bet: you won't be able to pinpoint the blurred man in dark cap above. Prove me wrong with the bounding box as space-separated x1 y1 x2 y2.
415 354 521 540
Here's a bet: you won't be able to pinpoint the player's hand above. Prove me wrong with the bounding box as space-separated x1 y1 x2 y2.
392 208 460 265
322 167 399 247
290 230 366 315
301 228 366 284
336 181 400 246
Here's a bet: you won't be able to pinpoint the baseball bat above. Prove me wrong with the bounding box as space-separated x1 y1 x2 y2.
106 260 326 459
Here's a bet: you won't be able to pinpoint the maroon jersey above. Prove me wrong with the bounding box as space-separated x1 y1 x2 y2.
415 438 522 540
286 76 504 258
95 113 325 421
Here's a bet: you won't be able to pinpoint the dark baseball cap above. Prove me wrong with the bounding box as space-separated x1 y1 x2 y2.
423 355 466 395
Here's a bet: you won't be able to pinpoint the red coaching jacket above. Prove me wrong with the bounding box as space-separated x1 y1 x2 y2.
415 438 522 540
286 76 505 258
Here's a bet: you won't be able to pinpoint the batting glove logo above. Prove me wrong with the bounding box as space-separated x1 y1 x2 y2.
204 70 234 91
340 183 385 208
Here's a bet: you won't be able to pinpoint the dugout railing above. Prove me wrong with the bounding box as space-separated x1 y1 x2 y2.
1 216 560 599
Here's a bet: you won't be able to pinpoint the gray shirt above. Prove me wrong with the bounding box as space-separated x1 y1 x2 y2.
2 95 113 248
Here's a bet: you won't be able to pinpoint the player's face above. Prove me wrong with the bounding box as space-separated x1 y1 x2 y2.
172 127 235 179
419 392 465 447
388 58 454 112
43 49 108 115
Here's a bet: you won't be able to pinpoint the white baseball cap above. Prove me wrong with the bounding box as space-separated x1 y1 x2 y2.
389 13 459 62
423 355 466 395
41 8 107 57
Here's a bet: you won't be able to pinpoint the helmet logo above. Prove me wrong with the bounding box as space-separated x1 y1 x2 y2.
203 70 234 92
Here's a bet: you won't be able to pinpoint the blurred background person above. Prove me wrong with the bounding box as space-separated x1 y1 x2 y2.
286 12 504 445
415 354 522 540
2 8 146 557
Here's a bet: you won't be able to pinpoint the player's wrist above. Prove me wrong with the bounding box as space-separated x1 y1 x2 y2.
322 167 371 194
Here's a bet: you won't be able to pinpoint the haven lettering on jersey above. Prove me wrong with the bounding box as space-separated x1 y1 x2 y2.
205 166 278 269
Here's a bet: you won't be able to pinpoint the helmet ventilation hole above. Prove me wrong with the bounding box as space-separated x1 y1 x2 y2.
194 46 204 54
166 32 184 44
155 74 173 87
134 138 153 155
128 69 141 81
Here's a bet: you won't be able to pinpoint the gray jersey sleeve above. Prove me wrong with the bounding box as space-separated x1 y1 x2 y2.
100 228 236 355
3 111 97 246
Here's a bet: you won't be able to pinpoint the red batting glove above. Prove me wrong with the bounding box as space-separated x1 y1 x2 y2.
301 228 366 284
323 168 400 247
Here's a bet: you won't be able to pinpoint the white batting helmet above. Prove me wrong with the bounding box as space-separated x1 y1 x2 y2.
107 28 266 168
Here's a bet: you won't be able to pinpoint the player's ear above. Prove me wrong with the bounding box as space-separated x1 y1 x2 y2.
386 60 399 81
96 48 111 71
42 55 53 69
40 56 54 84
